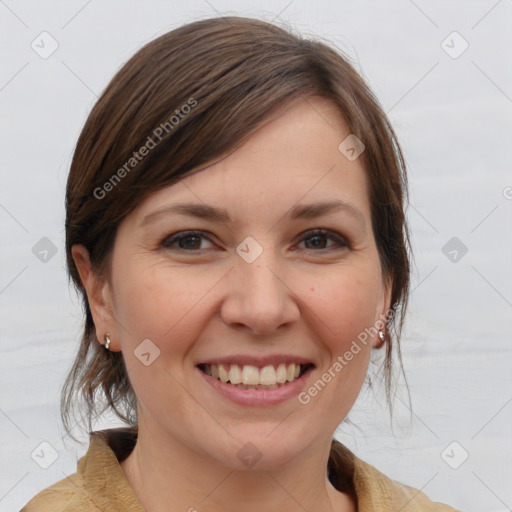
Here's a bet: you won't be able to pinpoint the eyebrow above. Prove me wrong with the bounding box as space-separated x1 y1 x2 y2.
141 203 231 226
140 200 366 230
289 200 365 225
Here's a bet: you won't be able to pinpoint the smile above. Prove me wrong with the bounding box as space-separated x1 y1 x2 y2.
197 362 314 389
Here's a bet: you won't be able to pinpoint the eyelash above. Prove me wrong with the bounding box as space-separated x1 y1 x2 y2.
160 229 349 252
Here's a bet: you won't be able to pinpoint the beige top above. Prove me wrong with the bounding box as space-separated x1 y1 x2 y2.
21 427 459 511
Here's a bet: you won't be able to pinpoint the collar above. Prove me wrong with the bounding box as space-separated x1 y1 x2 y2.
78 427 453 511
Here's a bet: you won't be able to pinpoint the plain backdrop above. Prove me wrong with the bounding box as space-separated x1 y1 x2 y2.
1 1 511 511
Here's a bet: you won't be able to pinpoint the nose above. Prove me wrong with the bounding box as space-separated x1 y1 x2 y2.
220 253 300 336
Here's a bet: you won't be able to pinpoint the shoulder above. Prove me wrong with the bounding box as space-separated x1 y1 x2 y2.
20 472 91 511
330 440 460 512
21 427 141 512
353 454 460 511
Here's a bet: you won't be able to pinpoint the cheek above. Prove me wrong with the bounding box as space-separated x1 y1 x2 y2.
301 274 376 414
111 263 207 415
111 261 215 352
305 267 380 350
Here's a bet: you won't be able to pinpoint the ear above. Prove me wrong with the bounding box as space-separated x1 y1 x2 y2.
373 273 393 349
71 245 120 351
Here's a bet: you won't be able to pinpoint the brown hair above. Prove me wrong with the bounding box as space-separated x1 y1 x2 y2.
62 15 412 493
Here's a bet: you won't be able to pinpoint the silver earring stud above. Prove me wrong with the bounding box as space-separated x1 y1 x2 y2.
104 333 111 350
378 330 385 342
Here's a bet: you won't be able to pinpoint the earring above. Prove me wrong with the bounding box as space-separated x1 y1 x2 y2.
377 329 385 347
104 333 111 350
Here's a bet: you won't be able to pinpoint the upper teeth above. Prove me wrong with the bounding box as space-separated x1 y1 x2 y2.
205 363 302 386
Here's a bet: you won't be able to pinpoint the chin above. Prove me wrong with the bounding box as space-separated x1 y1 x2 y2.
200 424 317 472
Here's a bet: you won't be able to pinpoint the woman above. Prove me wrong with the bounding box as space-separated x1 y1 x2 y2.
22 16 458 511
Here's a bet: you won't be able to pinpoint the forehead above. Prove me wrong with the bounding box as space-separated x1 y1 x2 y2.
132 96 371 225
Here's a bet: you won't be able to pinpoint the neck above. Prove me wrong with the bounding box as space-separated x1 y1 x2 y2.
119 421 355 512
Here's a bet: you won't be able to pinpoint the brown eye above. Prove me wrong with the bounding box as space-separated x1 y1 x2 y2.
161 231 214 251
304 233 329 249
177 235 202 250
297 229 349 251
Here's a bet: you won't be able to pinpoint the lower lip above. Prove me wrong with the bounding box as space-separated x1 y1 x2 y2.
197 367 313 406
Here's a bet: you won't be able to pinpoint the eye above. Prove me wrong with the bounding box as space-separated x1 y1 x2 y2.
160 230 215 251
295 229 349 251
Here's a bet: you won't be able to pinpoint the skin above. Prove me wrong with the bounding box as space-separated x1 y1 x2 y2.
73 95 391 512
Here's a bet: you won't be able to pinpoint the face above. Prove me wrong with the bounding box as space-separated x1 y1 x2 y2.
76 96 391 470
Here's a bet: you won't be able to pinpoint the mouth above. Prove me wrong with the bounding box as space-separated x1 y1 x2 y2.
196 362 315 390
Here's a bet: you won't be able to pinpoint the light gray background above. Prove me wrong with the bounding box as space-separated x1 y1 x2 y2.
1 1 511 511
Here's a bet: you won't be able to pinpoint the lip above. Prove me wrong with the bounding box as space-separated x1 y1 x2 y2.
196 365 314 407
